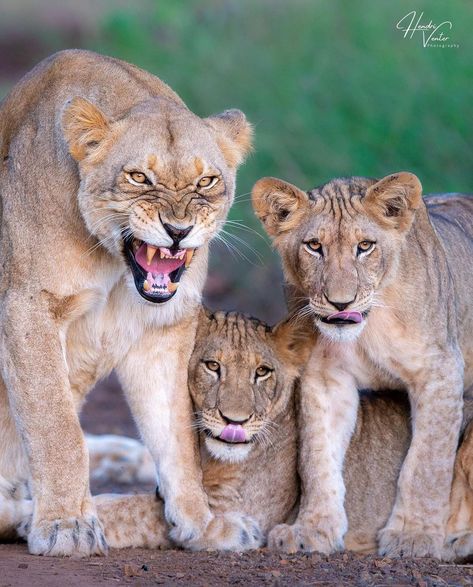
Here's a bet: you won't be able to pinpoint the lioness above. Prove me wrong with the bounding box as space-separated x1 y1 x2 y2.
5 310 473 561
252 174 473 557
0 50 253 556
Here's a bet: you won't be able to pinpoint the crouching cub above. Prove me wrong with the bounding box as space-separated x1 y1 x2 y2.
252 174 473 558
9 310 473 560
0 49 252 556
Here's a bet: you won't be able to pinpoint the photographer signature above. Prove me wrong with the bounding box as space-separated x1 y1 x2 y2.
396 11 459 48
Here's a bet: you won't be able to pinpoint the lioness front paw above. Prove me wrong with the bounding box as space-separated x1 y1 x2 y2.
378 528 443 558
184 512 263 552
268 521 344 555
28 516 108 557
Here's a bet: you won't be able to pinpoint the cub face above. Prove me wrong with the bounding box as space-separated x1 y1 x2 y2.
252 173 422 343
62 97 252 303
188 309 311 463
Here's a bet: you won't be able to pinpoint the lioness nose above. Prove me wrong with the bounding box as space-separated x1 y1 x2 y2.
326 299 355 311
163 223 193 246
218 410 252 425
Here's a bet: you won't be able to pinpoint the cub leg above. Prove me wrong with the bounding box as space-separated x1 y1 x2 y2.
378 358 463 558
268 349 359 554
117 317 261 551
0 297 106 556
93 494 170 549
444 418 473 560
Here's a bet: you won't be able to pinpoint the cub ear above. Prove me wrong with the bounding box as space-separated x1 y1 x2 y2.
252 177 310 238
206 109 253 168
62 97 110 162
364 172 422 231
272 315 314 372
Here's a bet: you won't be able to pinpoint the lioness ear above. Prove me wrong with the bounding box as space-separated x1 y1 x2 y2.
364 172 422 231
206 109 253 168
252 177 310 238
272 315 314 372
62 97 110 162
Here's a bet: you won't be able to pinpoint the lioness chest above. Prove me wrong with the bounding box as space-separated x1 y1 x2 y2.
63 278 197 406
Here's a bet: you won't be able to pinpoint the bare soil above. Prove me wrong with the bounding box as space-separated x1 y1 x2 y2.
0 377 471 586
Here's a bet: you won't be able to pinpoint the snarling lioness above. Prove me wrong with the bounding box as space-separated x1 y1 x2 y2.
0 49 253 556
252 174 473 558
4 310 473 560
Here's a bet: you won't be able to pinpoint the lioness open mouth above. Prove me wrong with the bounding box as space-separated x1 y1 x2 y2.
123 236 195 303
321 311 366 325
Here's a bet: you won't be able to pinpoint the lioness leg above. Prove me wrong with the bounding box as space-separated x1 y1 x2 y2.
1 297 106 556
378 358 463 558
117 318 261 551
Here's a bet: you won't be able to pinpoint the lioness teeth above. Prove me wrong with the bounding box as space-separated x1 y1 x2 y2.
168 281 179 293
146 245 157 265
185 249 194 268
143 280 151 292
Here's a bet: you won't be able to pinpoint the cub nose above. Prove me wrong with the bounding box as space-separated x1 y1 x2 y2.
218 410 252 425
326 299 355 312
163 223 193 246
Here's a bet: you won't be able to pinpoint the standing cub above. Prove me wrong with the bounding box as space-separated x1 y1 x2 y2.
252 173 473 557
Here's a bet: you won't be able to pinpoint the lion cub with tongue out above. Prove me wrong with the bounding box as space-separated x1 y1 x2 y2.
0 49 252 556
252 173 473 558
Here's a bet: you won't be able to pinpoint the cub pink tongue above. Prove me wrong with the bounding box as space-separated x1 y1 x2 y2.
219 424 246 444
327 311 363 323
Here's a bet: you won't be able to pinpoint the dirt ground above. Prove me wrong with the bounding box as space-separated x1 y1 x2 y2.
0 377 471 586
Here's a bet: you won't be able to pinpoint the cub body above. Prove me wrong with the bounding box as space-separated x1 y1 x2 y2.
252 174 473 557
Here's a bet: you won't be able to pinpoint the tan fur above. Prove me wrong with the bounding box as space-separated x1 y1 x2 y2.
0 50 252 557
253 173 473 558
7 312 473 560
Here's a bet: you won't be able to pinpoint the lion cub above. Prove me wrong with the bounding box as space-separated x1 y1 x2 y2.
252 173 473 558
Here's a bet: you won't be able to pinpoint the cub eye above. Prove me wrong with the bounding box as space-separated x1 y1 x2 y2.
197 176 218 189
204 360 220 374
357 240 375 256
304 240 323 256
128 171 151 186
255 365 273 381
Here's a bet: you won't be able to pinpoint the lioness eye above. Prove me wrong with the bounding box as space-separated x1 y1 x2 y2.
304 240 323 256
197 176 218 189
128 171 151 185
204 360 220 374
357 240 375 255
255 365 272 380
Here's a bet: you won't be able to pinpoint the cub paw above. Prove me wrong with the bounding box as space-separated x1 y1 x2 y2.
184 512 263 551
442 532 473 562
378 528 443 558
267 521 343 555
28 516 108 557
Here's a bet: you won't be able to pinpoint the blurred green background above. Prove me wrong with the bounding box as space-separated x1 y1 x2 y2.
1 0 471 323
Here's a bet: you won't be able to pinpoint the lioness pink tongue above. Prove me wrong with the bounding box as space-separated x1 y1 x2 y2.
135 243 185 275
219 424 246 443
327 311 363 323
